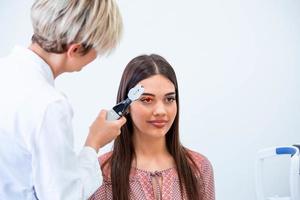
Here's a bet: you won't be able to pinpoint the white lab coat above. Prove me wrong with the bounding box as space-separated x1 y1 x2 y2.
0 46 102 200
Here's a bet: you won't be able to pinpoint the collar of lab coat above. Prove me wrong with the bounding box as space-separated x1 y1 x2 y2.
11 45 55 87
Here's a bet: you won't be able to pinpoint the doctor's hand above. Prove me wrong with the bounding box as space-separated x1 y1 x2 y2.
85 109 126 152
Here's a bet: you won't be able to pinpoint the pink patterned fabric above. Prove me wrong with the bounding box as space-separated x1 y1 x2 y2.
89 150 215 200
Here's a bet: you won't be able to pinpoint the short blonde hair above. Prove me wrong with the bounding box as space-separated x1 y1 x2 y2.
31 0 123 55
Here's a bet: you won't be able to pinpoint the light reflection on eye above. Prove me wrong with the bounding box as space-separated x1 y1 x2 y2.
139 95 176 105
140 97 153 104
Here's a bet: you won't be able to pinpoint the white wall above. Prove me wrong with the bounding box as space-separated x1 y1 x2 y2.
1 0 300 199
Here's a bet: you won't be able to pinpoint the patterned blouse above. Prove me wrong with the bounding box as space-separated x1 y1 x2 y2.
89 150 215 200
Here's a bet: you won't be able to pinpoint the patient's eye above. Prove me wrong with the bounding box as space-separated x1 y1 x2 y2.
140 97 153 104
165 95 176 104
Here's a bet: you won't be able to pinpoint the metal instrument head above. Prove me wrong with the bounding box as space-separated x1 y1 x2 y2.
128 84 144 101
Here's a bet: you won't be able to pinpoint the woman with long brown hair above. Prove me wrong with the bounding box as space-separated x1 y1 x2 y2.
89 54 215 200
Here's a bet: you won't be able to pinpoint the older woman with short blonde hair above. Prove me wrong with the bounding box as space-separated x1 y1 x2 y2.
0 0 126 199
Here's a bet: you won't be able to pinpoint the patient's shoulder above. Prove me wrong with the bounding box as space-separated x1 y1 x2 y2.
99 151 112 165
98 151 113 179
187 149 213 173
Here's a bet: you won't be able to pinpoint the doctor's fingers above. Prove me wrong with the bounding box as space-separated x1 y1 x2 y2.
97 109 127 127
97 109 108 121
112 116 127 128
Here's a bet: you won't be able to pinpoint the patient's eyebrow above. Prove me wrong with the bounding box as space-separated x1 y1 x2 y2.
141 93 155 96
165 92 176 96
141 92 176 97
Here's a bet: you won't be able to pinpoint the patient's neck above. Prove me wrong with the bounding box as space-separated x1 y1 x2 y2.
132 132 174 171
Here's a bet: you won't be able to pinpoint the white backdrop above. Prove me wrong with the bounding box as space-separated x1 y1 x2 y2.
1 0 300 199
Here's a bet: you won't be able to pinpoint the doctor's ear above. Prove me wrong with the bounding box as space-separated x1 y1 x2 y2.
67 43 82 57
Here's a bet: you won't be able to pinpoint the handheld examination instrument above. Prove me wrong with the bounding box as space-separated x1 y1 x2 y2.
106 85 144 121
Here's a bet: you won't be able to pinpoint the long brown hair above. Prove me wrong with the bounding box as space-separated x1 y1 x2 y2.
103 54 204 200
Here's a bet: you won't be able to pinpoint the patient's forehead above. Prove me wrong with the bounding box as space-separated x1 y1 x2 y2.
137 75 175 95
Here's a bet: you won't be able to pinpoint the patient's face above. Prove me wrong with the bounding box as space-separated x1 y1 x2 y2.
130 74 177 139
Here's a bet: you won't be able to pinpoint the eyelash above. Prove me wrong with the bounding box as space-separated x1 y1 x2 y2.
166 97 176 103
140 96 176 104
140 97 153 103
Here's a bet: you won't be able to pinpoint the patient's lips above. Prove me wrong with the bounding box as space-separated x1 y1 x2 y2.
147 120 168 128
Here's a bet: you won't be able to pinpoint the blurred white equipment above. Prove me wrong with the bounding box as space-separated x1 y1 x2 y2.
255 145 300 200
